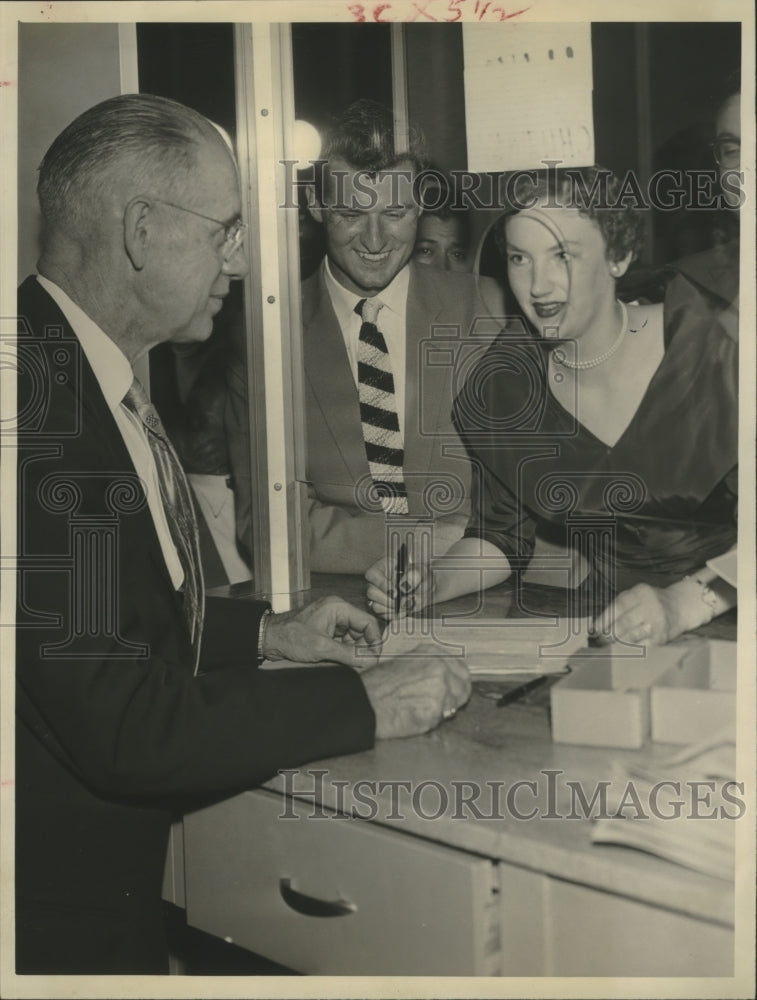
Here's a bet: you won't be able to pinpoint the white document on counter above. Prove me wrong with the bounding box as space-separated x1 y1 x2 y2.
707 548 737 588
379 617 590 676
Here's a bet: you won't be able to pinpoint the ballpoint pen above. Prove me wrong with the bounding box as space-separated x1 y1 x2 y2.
394 541 408 617
496 674 551 708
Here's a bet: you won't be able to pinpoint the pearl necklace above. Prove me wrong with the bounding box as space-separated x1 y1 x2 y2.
552 301 629 371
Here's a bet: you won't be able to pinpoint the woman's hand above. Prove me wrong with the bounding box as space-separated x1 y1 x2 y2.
364 538 513 620
364 554 434 620
591 579 710 646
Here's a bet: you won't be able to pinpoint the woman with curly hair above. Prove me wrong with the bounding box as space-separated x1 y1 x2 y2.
366 166 737 646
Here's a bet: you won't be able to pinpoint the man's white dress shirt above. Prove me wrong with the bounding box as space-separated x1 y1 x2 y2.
37 275 184 589
322 258 410 439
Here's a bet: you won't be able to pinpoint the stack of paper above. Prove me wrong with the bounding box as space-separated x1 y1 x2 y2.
379 617 590 677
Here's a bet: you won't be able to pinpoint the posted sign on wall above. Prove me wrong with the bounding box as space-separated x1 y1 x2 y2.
463 23 595 172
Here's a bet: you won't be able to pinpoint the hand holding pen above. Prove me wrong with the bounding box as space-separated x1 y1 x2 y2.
365 542 433 620
394 542 407 617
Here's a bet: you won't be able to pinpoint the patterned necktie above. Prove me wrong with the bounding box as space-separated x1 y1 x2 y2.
356 298 409 515
122 377 204 673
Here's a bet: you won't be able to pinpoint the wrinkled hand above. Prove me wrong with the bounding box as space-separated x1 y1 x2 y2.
263 596 382 669
591 582 694 647
365 555 434 620
360 645 471 739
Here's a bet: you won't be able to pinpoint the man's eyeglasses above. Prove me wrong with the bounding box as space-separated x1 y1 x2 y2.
152 198 247 262
710 138 740 169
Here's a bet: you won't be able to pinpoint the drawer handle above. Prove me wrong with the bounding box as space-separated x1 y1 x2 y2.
279 877 357 918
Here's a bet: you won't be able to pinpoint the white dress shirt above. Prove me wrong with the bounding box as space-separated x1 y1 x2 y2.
322 258 410 439
37 276 184 589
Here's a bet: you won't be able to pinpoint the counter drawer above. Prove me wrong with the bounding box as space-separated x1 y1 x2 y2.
498 862 733 976
183 789 499 975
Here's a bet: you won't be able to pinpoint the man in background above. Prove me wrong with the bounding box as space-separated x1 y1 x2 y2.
670 70 741 314
413 182 472 272
15 93 470 975
712 69 741 213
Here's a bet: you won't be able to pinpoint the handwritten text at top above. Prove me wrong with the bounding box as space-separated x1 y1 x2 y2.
347 0 532 24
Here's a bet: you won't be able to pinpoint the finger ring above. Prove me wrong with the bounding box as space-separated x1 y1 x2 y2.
442 707 457 720
367 600 375 610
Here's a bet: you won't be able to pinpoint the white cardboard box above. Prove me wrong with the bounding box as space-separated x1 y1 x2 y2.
550 643 699 749
569 643 689 689
650 640 736 745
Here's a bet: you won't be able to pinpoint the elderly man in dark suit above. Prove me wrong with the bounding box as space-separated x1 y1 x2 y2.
15 93 470 975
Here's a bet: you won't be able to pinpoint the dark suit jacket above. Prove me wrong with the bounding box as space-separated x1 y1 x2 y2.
669 239 739 327
15 277 375 974
303 263 505 572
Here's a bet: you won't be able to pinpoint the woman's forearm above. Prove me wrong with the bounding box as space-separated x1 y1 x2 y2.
430 536 512 604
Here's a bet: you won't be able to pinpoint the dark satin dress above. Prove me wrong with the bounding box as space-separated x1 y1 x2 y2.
453 270 738 607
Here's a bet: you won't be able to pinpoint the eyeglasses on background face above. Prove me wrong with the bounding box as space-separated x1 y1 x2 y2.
710 138 740 169
152 198 248 262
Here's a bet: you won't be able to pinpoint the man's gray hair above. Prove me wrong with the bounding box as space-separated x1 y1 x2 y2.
37 93 217 235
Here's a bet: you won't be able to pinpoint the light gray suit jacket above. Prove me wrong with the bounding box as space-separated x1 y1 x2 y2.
303 262 505 572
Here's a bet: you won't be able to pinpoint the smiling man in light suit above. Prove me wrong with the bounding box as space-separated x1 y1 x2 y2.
302 100 504 573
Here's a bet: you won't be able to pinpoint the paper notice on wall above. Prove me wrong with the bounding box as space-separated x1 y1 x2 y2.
463 23 594 172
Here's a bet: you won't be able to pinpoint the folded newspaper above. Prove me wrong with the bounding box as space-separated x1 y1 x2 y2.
591 730 737 881
379 617 590 676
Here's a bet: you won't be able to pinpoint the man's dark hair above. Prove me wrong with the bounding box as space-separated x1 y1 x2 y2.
418 177 472 245
38 93 218 236
315 99 428 200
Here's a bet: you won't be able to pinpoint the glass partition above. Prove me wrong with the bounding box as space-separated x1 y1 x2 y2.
132 18 742 604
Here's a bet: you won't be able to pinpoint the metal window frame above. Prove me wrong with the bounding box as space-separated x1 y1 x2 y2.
234 22 309 610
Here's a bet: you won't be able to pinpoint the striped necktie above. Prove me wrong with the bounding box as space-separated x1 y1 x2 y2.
356 298 409 515
122 377 204 673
